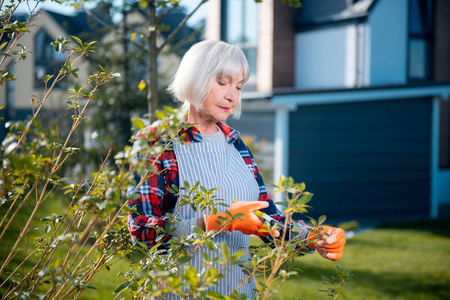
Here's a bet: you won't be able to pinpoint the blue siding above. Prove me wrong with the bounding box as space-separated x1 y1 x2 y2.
226 111 275 141
289 98 432 223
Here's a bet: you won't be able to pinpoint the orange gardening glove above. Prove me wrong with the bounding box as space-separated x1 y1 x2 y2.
205 201 269 235
308 226 346 261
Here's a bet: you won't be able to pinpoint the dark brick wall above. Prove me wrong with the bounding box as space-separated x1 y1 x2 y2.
272 0 296 88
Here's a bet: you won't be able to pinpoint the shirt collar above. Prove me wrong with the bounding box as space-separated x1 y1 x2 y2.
179 122 240 144
216 122 240 144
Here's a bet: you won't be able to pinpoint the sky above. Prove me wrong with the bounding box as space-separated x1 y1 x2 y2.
7 0 207 27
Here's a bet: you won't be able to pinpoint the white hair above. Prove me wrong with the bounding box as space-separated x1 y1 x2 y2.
168 40 250 119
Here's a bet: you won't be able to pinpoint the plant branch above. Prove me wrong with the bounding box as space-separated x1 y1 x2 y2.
156 0 208 55
81 6 146 52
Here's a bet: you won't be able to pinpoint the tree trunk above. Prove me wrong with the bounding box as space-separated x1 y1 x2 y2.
122 5 131 143
147 0 159 123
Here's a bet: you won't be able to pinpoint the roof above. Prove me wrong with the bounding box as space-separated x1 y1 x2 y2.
242 81 450 106
293 0 378 31
45 9 112 37
270 81 450 108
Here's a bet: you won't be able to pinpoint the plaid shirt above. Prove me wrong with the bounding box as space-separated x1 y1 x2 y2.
127 122 307 248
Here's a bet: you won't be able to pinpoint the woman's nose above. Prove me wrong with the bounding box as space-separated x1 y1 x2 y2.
226 87 238 101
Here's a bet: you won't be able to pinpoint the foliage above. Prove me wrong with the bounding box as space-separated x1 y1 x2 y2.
1 1 348 300
319 265 353 300
268 219 450 299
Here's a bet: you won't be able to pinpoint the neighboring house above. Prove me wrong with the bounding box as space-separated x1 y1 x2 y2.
0 10 93 140
206 0 450 223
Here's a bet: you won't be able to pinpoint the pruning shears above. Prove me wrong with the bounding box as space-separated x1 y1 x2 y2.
254 210 286 230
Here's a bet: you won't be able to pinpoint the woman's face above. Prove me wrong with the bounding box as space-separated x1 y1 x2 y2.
194 72 245 126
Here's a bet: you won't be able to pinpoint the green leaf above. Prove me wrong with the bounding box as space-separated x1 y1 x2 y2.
0 42 7 50
113 282 130 294
192 225 204 235
298 182 306 192
183 265 199 286
132 118 145 130
318 215 327 225
230 251 246 262
70 35 82 46
184 180 191 189
13 186 24 194
155 111 165 120
286 187 296 193
299 192 313 204
206 291 226 300
220 241 230 260
307 216 318 228
175 255 192 265
205 240 217 251
171 184 179 193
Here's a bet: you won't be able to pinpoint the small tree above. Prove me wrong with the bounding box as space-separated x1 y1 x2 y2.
82 0 302 123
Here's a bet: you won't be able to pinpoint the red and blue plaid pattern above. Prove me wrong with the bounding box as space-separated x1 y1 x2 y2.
127 122 284 248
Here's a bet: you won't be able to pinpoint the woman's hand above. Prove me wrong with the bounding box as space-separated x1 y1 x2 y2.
309 226 346 261
205 201 277 235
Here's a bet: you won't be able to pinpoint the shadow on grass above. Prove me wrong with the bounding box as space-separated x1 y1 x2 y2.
376 218 450 238
292 262 450 300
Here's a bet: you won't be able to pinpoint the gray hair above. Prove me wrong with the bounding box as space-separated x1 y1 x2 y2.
168 40 250 119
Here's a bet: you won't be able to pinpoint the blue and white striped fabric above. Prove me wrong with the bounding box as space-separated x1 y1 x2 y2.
172 129 259 298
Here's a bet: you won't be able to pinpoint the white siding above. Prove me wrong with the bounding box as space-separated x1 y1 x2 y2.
369 0 409 85
294 24 357 89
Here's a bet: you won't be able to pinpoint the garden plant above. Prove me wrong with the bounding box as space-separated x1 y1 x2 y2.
0 1 351 299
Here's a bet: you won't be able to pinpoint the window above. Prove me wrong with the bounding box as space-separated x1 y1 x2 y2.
221 0 259 86
408 0 433 80
34 30 66 88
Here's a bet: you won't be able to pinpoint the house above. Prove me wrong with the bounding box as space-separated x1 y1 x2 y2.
205 0 450 223
0 9 97 141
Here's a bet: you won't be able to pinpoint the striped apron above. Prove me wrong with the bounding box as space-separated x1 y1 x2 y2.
172 130 259 297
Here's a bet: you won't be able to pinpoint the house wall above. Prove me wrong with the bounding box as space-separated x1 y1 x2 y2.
294 24 357 89
205 0 221 40
288 98 432 223
434 0 450 209
433 0 450 81
368 0 409 85
2 11 89 113
226 106 276 180
1 11 79 140
257 0 274 92
438 171 450 204
272 0 295 88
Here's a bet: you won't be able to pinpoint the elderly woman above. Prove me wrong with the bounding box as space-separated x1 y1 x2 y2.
127 40 346 297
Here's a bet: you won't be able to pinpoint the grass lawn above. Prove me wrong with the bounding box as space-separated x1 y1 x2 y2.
2 196 449 299
0 196 133 300
266 219 450 300
83 219 450 300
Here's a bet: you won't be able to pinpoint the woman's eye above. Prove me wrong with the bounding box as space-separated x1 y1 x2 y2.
236 87 242 91
218 81 226 86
